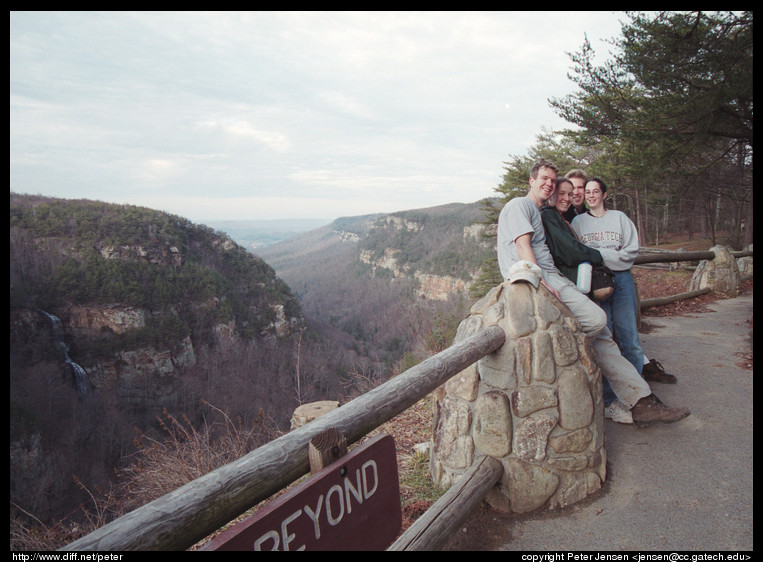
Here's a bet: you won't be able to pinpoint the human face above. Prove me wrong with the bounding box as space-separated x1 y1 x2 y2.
585 180 607 212
554 181 574 214
569 177 586 208
528 166 557 206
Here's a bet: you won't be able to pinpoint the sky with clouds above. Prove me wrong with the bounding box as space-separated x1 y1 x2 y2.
10 11 625 222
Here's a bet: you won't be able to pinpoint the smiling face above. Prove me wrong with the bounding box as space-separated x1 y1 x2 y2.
569 176 586 208
528 166 558 206
585 180 607 211
553 179 574 214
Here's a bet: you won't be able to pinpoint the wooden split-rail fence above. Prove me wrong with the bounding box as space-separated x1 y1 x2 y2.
61 249 752 552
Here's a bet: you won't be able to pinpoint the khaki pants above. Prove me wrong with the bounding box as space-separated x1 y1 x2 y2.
545 271 651 409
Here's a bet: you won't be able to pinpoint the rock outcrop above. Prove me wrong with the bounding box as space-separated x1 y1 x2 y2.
87 335 197 409
64 304 148 334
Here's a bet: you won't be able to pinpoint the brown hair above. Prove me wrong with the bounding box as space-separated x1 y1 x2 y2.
531 158 559 178
587 177 608 193
548 177 573 207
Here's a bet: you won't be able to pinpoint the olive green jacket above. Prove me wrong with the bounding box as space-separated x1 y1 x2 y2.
540 207 603 284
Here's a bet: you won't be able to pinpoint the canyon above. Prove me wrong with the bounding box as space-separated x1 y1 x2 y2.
10 194 496 520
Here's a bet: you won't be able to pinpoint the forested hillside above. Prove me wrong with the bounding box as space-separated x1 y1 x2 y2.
10 193 494 527
9 193 344 521
256 202 494 378
358 204 491 281
10 193 300 330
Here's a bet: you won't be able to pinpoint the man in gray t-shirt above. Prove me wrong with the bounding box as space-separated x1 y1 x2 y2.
497 160 560 298
497 195 558 278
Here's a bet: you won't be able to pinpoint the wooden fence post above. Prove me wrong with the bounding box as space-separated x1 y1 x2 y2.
308 427 347 473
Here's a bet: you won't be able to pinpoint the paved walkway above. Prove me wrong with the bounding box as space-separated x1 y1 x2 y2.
444 291 753 552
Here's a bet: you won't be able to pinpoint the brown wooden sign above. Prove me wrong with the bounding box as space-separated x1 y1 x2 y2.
203 434 401 551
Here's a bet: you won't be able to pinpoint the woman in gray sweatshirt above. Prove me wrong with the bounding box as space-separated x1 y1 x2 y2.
571 178 676 385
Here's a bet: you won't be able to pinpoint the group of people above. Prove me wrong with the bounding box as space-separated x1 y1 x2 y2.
497 159 690 427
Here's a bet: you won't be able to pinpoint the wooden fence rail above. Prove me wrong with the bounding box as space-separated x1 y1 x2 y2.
634 249 752 265
388 455 504 551
61 249 751 551
635 249 751 311
633 251 714 265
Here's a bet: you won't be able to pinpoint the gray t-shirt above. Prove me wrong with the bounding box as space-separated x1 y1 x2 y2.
496 196 558 279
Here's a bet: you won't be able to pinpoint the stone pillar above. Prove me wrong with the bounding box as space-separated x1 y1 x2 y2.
690 245 741 296
429 281 606 514
736 244 753 278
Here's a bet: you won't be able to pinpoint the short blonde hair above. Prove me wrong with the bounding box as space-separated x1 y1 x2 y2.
565 169 588 181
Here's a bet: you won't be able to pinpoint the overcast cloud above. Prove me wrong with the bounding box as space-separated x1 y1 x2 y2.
10 11 624 222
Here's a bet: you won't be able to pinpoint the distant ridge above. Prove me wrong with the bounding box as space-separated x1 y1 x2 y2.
204 218 334 249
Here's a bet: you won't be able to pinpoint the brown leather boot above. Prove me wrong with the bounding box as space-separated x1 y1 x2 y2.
631 394 690 428
642 359 677 384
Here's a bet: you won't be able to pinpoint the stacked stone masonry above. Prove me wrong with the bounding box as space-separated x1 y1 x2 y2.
690 244 745 296
430 280 606 514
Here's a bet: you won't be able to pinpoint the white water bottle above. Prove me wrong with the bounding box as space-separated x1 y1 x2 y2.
577 261 592 293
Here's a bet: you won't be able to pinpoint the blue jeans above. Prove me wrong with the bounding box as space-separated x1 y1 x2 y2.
599 270 644 405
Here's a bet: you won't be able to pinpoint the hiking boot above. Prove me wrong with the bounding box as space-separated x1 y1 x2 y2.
642 359 677 384
631 394 690 428
604 400 633 424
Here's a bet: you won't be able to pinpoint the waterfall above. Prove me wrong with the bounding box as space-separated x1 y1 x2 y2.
38 310 91 398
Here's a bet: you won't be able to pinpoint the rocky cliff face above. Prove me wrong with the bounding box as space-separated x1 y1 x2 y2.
254 201 496 389
43 243 298 411
10 195 316 520
65 303 149 334
359 246 473 300
357 212 492 300
99 243 184 266
11 193 303 419
11 303 198 415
